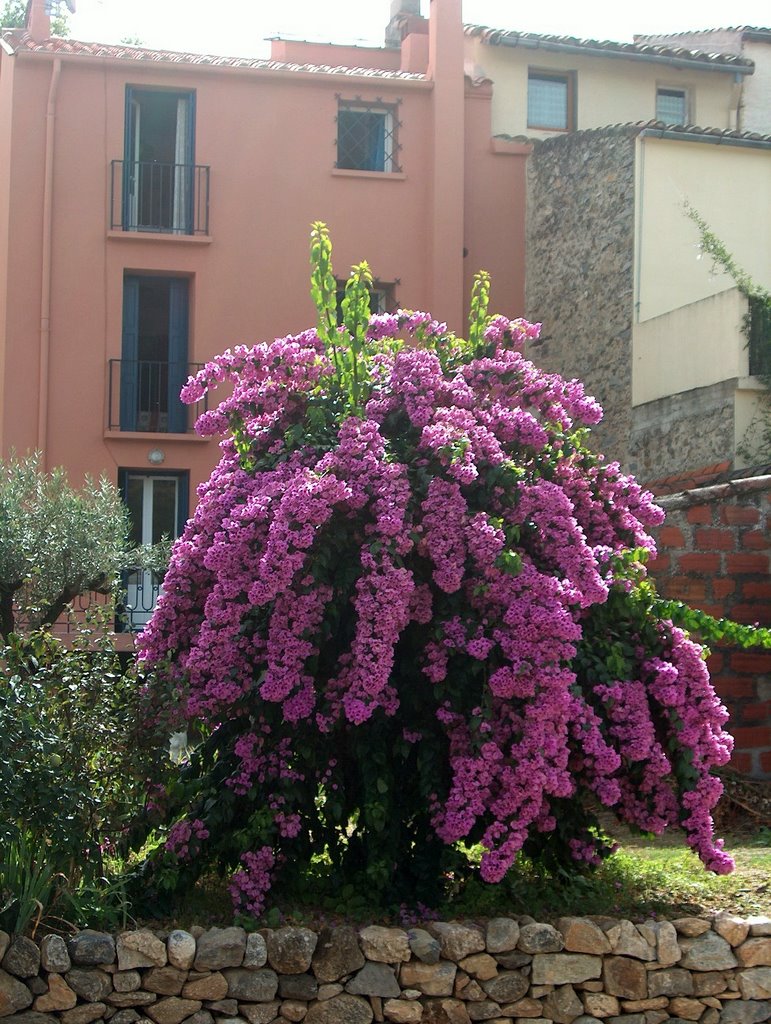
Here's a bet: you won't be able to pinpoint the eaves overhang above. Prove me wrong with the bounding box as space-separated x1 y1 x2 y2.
464 24 755 75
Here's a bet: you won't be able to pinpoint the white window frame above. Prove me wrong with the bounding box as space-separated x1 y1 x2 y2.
336 100 399 173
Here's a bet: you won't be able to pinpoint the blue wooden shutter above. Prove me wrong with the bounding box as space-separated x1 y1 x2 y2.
120 276 139 431
123 87 137 230
167 279 189 433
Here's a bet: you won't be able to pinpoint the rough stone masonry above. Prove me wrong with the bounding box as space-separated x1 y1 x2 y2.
1 913 770 1024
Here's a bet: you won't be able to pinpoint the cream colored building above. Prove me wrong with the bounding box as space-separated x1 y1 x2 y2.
463 25 754 139
636 28 771 134
526 123 771 482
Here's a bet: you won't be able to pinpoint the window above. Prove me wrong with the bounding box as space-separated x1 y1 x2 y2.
123 87 197 233
119 470 188 629
336 99 401 172
527 70 575 131
656 88 688 125
748 295 771 376
118 275 190 433
335 281 396 322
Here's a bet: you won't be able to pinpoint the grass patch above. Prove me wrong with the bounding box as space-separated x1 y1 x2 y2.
123 825 770 932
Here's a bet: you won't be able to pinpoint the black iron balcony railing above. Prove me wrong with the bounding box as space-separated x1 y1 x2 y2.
108 359 206 434
118 568 164 632
110 160 210 235
748 295 771 377
14 579 161 637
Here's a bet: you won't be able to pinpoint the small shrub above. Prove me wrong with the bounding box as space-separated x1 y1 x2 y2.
0 609 158 887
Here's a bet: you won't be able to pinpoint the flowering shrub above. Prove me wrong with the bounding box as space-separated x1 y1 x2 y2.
138 225 734 916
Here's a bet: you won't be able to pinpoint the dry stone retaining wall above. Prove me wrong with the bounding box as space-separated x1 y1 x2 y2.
1 914 770 1024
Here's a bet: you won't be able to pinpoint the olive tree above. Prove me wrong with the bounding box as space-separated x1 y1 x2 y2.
0 454 131 639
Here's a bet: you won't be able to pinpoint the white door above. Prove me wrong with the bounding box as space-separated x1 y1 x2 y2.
124 473 180 629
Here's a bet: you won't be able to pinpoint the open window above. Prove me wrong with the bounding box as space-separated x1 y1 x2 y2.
123 87 196 233
119 275 190 434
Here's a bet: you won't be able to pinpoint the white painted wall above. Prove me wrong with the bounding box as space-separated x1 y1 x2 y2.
743 40 771 134
634 136 771 324
632 288 748 406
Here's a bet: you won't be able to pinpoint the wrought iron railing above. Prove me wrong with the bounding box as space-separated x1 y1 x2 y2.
118 568 163 632
748 295 771 377
108 359 206 433
110 160 210 235
13 581 160 637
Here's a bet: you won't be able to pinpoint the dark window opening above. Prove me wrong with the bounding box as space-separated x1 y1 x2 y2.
335 281 397 324
336 100 401 172
122 87 198 233
117 275 191 434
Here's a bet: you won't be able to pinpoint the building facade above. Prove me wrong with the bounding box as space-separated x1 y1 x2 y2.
2 0 769 630
526 123 771 481
636 27 771 134
0 0 529 626
462 24 753 139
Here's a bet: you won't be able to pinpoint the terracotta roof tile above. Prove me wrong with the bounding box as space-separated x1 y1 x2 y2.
463 23 754 71
644 460 771 497
636 26 771 40
646 461 732 496
507 120 771 147
0 30 426 80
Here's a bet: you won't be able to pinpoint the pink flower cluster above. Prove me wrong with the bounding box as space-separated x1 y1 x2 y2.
165 818 209 861
228 846 275 917
141 301 734 908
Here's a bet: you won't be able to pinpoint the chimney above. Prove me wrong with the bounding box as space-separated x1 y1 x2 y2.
26 0 51 42
385 0 422 47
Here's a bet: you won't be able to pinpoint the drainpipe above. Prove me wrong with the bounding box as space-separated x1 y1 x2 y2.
37 57 61 467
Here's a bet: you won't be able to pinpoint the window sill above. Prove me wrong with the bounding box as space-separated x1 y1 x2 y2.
526 124 572 133
332 169 406 181
107 230 213 244
104 430 210 442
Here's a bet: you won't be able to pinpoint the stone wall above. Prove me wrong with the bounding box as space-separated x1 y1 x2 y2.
629 382 737 487
526 127 637 468
650 475 771 779
1 915 770 1024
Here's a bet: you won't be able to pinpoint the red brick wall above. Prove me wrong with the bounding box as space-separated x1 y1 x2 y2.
649 478 771 778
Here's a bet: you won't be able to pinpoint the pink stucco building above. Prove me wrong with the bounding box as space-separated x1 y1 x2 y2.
0 0 529 623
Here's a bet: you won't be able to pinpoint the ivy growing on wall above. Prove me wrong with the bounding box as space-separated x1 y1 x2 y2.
685 202 771 462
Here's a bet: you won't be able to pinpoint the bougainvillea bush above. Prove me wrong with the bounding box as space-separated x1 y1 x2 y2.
137 225 734 917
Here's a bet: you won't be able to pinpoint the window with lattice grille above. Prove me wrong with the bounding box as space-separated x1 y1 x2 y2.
336 99 401 173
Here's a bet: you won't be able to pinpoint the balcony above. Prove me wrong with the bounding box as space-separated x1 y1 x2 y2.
108 359 206 434
110 160 210 235
14 581 161 642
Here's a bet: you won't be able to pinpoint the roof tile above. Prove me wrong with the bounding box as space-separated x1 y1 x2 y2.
0 30 426 80
463 23 754 71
